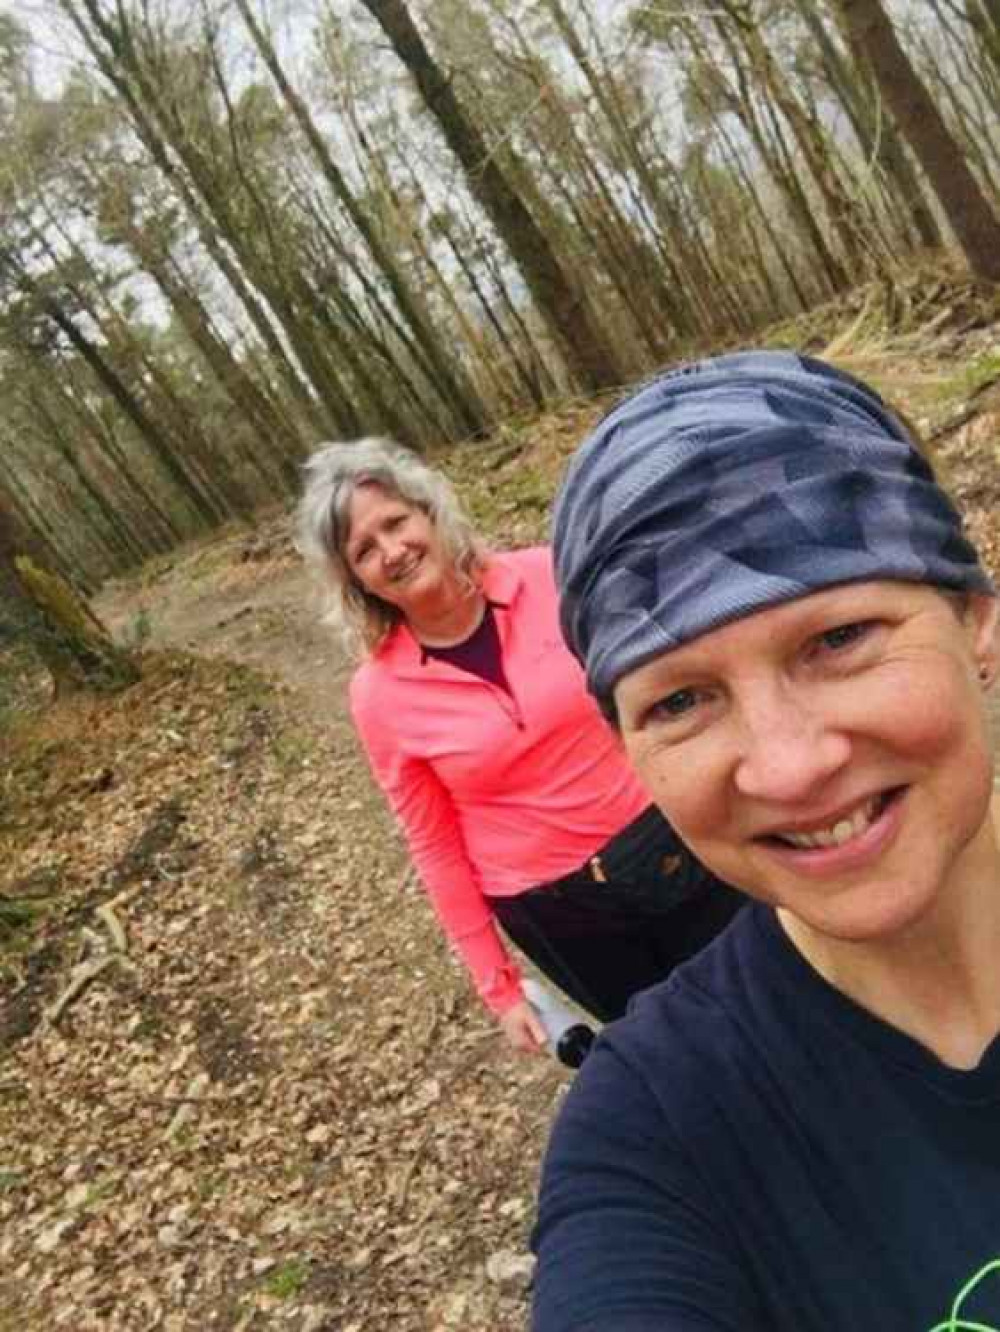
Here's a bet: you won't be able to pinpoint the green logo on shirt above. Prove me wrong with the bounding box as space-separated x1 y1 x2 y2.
927 1258 1000 1331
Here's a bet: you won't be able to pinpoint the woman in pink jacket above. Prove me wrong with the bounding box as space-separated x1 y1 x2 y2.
298 437 741 1052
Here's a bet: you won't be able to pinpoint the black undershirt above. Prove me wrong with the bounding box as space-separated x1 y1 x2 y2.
422 603 511 694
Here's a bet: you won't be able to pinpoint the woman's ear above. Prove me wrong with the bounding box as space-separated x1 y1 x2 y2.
968 594 999 686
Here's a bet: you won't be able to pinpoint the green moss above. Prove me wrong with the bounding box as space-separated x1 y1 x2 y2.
0 898 52 975
169 1124 196 1150
14 556 139 693
0 1297 26 1331
222 664 276 705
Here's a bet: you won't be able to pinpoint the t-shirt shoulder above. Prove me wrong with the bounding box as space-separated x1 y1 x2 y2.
533 947 759 1330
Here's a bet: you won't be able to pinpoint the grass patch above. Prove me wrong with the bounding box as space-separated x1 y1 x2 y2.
270 728 316 771
262 1258 310 1299
130 1012 164 1041
0 1295 26 1332
935 351 1000 402
221 663 277 709
80 1176 119 1209
0 895 47 934
0 645 49 734
120 605 153 650
195 1170 228 1202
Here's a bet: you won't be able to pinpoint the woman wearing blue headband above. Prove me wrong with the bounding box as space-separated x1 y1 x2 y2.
533 351 1000 1331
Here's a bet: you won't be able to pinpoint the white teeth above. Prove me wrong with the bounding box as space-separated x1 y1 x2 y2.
390 558 420 581
832 818 855 846
779 799 878 850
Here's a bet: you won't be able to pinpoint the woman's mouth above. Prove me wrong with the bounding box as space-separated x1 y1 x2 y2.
388 555 423 583
763 789 902 854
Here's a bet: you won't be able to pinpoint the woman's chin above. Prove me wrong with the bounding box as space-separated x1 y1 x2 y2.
776 870 957 951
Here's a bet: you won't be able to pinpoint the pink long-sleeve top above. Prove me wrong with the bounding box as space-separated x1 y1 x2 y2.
349 546 649 1014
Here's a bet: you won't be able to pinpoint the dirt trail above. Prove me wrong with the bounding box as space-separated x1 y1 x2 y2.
2 516 566 1331
97 523 353 730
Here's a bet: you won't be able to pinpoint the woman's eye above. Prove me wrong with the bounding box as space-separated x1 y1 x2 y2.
817 621 872 653
649 688 699 721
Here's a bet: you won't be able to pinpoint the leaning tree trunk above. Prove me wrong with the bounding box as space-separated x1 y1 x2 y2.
835 0 1000 282
0 495 138 699
796 0 942 253
358 0 623 393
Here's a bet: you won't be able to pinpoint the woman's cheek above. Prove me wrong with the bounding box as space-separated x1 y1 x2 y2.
852 663 971 765
632 740 725 841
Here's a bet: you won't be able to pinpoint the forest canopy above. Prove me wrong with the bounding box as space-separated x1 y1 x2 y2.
1 0 998 593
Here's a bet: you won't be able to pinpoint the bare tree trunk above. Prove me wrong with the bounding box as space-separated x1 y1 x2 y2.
233 0 488 438
20 274 226 527
713 112 813 311
358 0 622 393
534 0 703 341
835 0 1000 282
28 394 159 566
57 0 351 440
796 0 942 251
719 5 870 279
0 447 87 588
685 20 846 294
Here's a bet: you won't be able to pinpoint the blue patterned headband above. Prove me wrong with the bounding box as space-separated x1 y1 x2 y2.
553 350 995 703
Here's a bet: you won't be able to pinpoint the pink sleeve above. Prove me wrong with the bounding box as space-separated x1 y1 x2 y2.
351 685 524 1015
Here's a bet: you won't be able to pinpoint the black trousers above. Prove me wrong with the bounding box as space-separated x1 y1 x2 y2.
491 807 744 1023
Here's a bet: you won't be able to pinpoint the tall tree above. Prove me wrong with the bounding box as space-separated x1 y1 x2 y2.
835 0 1000 281
232 0 488 440
789 0 942 252
358 0 623 392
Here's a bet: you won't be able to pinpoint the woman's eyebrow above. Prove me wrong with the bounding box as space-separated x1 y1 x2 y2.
627 656 706 694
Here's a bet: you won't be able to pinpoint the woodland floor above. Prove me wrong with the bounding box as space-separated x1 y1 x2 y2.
2 272 1000 1331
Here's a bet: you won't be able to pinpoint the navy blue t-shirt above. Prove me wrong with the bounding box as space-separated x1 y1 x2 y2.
532 903 1000 1331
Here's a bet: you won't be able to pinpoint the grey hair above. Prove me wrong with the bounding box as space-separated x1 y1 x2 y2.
296 436 487 658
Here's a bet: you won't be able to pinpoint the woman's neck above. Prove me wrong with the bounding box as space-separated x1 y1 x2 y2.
407 582 486 648
779 795 1000 1070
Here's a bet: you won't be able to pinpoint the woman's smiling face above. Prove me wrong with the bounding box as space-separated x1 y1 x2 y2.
344 483 451 616
614 581 998 943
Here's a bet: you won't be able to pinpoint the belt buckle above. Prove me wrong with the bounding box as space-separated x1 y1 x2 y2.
590 855 607 883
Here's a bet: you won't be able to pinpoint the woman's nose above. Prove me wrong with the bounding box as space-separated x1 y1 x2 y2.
733 687 850 803
380 533 406 564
